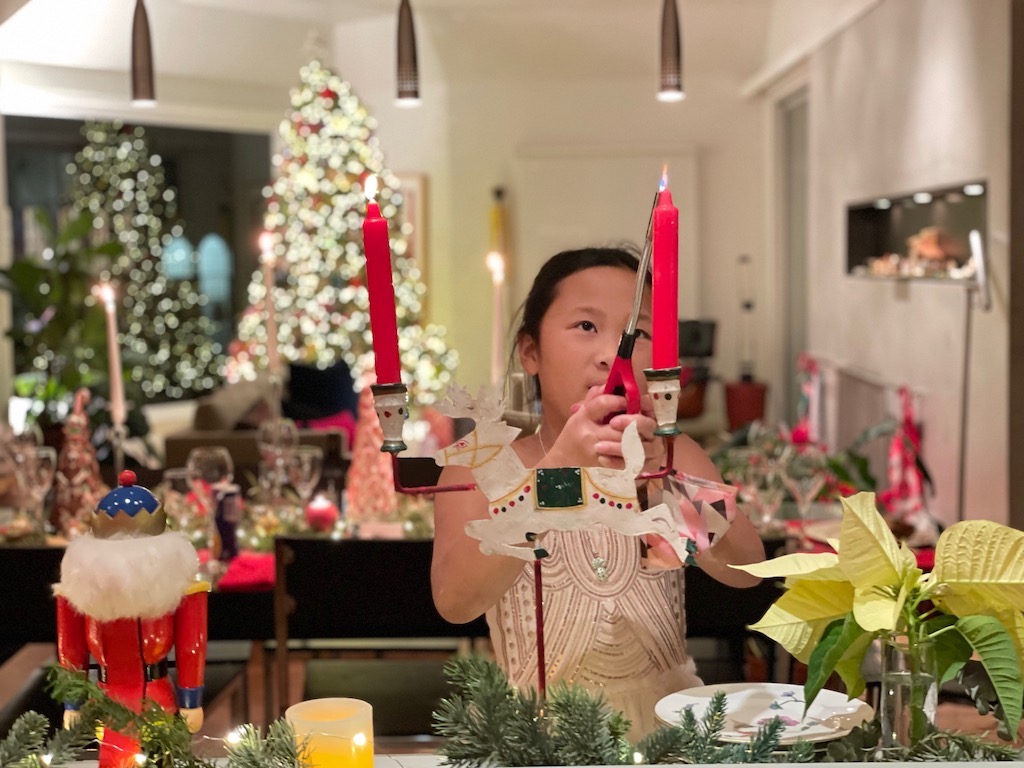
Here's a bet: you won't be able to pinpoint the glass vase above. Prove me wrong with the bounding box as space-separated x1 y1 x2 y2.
879 633 938 749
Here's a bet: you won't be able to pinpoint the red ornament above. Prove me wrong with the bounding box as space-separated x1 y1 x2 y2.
305 496 340 533
320 88 338 101
119 470 137 486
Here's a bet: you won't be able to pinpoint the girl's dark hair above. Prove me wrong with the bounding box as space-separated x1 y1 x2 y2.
508 246 651 411
515 246 650 345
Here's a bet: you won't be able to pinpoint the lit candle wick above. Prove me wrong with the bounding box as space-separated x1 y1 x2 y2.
365 174 379 202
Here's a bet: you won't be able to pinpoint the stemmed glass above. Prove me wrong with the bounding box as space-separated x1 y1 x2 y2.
257 418 298 501
12 445 57 535
285 445 324 512
186 446 233 573
782 447 829 522
748 461 786 533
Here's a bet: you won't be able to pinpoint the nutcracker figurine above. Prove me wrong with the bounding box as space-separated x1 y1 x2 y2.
54 470 209 768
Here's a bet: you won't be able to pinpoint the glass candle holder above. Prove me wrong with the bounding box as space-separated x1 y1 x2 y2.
286 698 374 768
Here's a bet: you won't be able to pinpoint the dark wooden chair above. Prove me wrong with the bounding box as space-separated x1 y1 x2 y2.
273 536 488 737
684 567 783 682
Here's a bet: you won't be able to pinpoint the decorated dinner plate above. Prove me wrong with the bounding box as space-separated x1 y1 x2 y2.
654 683 874 744
802 519 842 545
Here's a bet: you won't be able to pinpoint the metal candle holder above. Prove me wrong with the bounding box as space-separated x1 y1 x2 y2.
644 367 682 437
370 382 410 454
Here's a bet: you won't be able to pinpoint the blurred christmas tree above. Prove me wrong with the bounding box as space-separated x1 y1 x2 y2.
228 60 457 405
69 121 224 400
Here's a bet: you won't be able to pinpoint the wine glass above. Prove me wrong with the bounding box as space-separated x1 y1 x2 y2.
782 447 829 522
257 418 298 500
162 467 202 546
748 461 785 533
12 445 57 535
186 447 233 570
285 445 324 510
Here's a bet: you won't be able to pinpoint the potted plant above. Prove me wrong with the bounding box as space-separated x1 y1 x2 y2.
0 209 147 451
733 492 1023 747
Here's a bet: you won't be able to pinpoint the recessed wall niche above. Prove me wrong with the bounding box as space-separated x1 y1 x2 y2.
847 181 987 280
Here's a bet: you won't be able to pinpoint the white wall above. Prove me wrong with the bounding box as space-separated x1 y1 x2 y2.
328 21 766 408
437 72 765 402
805 0 1009 525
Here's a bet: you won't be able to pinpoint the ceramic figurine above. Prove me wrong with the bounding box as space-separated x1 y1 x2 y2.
53 388 109 537
54 470 209 768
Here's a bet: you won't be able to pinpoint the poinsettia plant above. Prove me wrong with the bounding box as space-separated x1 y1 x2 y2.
732 493 1024 739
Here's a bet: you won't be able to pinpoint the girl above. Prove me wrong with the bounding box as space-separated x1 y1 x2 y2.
431 247 765 738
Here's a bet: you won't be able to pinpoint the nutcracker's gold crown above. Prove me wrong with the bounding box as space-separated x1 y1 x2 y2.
90 470 167 539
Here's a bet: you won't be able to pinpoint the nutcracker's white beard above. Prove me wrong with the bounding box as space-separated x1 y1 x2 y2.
54 531 199 621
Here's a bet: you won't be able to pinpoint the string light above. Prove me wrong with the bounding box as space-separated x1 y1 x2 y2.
66 121 224 398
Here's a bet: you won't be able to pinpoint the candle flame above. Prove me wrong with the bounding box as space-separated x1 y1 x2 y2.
353 732 368 747
659 164 669 191
486 251 505 283
258 231 275 257
364 174 379 202
98 283 116 308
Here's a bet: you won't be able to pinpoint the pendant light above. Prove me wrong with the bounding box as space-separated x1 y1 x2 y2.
658 0 684 102
396 0 421 107
131 0 156 107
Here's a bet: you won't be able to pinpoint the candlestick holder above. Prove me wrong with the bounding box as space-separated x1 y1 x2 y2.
644 367 682 437
370 382 410 454
269 371 284 420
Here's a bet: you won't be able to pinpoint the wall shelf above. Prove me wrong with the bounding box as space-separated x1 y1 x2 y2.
847 181 987 281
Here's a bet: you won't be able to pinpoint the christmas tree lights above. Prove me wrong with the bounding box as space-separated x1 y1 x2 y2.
229 60 457 405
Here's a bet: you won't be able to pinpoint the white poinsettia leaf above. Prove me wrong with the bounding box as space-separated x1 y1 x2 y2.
748 580 855 662
852 587 900 633
731 552 839 579
837 493 904 590
933 520 1024 611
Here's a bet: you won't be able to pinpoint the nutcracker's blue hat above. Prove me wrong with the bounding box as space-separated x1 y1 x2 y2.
91 470 167 538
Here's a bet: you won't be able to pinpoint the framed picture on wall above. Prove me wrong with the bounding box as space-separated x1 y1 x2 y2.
395 172 428 303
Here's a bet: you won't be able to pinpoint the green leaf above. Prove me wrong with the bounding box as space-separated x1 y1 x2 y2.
834 631 874 700
55 211 94 246
805 615 869 710
955 615 1023 737
923 614 973 684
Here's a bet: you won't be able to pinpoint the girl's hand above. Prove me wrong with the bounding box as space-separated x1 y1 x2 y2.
600 394 666 473
543 386 631 468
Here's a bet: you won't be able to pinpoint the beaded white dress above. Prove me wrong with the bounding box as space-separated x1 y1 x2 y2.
487 526 702 740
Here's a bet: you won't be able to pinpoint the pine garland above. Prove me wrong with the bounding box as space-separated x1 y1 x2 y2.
0 666 306 768
434 658 794 766
4 661 1018 766
823 719 1021 763
435 658 1021 766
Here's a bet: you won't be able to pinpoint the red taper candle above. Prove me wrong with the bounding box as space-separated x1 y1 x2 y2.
652 169 679 369
362 175 402 384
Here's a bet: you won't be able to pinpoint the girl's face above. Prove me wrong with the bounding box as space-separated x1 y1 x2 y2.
518 265 652 429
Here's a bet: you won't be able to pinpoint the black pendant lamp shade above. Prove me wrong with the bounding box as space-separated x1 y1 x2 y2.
396 0 420 107
131 0 156 106
658 0 684 102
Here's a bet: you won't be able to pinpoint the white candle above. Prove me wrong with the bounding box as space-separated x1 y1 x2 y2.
259 232 281 377
99 283 126 428
486 251 506 387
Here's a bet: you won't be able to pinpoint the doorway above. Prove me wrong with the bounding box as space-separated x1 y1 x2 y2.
779 88 809 426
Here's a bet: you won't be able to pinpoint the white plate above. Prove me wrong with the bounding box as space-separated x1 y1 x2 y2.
803 519 842 545
654 683 873 744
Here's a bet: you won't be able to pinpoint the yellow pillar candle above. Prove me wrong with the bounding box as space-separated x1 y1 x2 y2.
286 698 374 768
